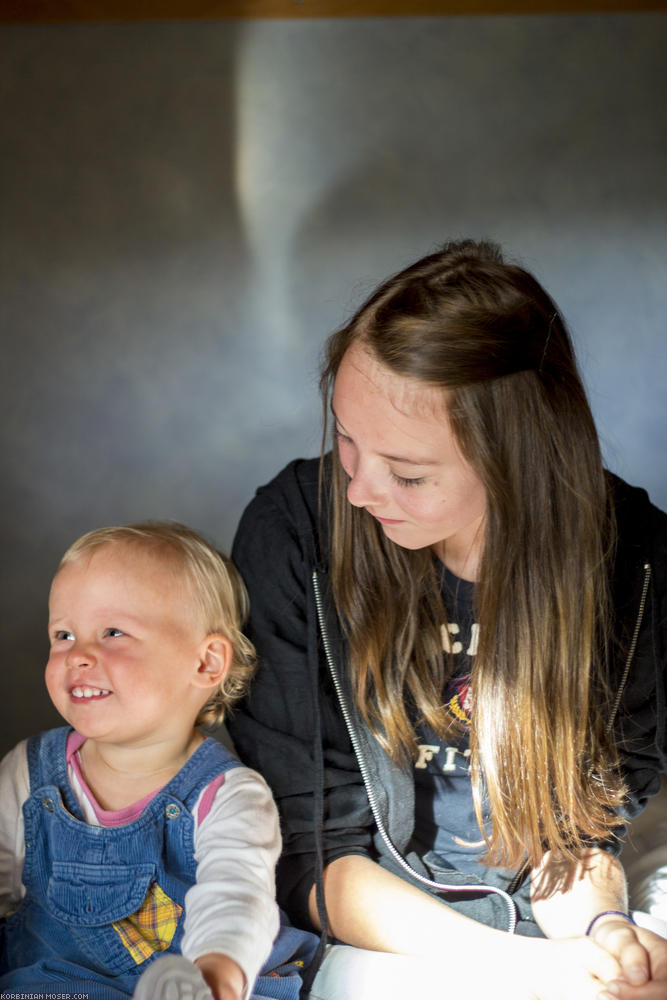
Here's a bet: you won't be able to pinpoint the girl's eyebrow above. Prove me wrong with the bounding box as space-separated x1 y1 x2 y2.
331 403 439 467
379 451 439 467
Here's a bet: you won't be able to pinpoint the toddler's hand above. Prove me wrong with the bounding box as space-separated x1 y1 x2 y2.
196 952 246 1000
133 953 216 1000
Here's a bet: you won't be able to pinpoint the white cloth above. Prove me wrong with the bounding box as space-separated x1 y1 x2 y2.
0 738 281 995
309 924 667 1000
633 910 667 940
308 945 445 1000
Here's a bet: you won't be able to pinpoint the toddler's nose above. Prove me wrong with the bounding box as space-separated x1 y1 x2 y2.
66 643 96 670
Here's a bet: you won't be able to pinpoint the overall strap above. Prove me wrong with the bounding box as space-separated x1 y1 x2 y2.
26 726 85 820
162 737 242 811
27 730 241 819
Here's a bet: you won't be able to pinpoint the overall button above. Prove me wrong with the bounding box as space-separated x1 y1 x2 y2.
42 797 54 812
165 803 181 819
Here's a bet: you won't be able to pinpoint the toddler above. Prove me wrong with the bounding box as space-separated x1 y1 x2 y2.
0 522 317 1000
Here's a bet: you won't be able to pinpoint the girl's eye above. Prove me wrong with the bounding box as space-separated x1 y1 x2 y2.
53 629 74 642
334 427 352 445
390 471 426 488
104 628 124 638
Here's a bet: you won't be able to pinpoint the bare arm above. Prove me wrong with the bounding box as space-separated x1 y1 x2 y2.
309 853 505 957
532 850 667 999
307 853 650 1000
530 848 629 939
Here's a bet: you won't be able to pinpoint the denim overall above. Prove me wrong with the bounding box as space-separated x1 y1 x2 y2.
0 727 317 999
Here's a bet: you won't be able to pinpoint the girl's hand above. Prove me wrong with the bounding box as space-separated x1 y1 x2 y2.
600 986 667 1000
589 917 653 987
516 934 624 1000
595 923 667 1000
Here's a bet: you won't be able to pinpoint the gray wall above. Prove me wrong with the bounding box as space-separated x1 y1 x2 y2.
1 14 666 757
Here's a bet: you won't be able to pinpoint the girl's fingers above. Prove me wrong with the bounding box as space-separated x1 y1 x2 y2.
598 980 667 1000
581 937 626 985
593 923 650 987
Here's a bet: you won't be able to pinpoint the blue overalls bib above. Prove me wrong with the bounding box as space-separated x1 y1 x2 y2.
0 727 317 999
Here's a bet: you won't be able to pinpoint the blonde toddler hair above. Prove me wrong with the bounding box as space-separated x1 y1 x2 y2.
58 521 256 728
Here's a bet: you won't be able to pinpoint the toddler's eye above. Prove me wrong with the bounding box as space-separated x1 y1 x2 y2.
104 628 124 638
53 629 74 642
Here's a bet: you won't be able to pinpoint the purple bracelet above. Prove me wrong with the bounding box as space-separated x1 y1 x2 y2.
586 910 636 936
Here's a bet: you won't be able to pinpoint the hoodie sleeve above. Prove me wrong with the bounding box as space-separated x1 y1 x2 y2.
229 461 375 931
612 485 667 820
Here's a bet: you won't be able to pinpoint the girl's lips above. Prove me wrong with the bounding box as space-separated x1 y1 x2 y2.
370 513 405 525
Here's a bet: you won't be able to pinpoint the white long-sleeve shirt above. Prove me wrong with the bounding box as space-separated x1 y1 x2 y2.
0 737 281 995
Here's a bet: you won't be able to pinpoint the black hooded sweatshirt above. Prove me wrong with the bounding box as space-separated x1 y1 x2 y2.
229 457 667 940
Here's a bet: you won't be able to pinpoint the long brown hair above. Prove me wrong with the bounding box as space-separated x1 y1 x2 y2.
320 239 624 871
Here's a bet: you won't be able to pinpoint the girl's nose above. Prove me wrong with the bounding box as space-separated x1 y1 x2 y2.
346 461 385 509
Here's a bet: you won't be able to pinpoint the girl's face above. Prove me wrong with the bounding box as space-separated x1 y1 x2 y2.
331 341 487 581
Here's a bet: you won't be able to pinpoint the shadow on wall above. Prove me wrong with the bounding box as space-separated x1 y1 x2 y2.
288 150 667 504
284 13 667 515
0 21 251 753
2 13 666 758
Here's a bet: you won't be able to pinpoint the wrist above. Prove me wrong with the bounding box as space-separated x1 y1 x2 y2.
586 910 635 938
195 952 246 1000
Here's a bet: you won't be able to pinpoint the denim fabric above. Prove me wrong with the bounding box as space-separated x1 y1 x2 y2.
253 914 319 1000
0 727 317 998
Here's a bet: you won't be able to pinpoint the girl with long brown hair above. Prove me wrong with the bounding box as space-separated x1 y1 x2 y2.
229 240 667 1000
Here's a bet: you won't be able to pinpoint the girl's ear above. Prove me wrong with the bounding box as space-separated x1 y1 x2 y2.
193 634 233 689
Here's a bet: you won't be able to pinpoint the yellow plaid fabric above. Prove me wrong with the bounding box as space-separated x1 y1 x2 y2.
112 882 183 964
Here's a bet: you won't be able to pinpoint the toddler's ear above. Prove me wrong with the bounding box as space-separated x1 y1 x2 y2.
194 634 232 688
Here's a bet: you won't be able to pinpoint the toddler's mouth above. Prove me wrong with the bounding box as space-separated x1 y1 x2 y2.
70 686 111 699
